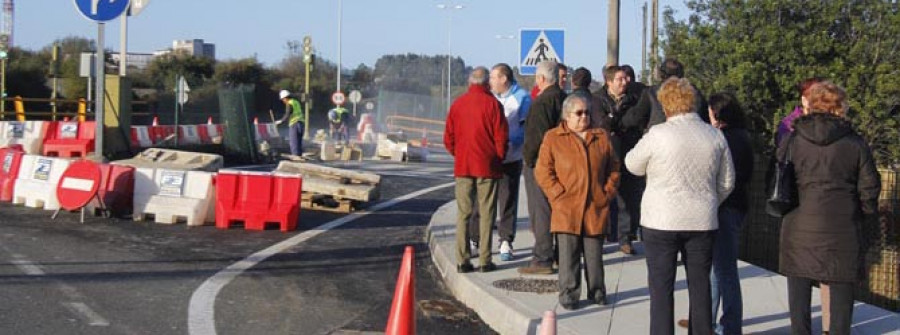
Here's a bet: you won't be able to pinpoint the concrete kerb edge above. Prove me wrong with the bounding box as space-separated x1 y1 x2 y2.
425 201 540 335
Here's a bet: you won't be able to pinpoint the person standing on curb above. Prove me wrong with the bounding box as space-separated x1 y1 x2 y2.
536 94 619 310
275 89 305 156
778 81 880 335
626 77 734 335
519 61 567 275
595 65 641 253
444 66 509 273
677 92 754 334
466 63 532 262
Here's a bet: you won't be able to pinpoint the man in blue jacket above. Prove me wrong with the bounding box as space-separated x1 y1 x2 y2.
467 63 532 261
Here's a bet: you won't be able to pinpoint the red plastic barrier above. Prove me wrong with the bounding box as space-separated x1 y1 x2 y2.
215 170 302 232
42 121 96 158
0 145 25 202
150 125 175 144
96 163 135 218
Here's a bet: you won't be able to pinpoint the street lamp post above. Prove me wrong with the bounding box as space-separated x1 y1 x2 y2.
337 0 343 93
437 3 463 112
495 34 516 67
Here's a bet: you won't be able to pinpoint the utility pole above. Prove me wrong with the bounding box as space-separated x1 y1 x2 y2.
607 0 620 66
303 36 313 140
642 2 647 83
651 0 659 84
51 43 59 120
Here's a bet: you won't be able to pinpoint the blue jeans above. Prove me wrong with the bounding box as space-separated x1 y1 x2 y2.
288 122 304 156
710 207 744 335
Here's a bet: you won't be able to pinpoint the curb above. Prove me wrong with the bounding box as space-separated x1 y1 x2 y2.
425 201 543 335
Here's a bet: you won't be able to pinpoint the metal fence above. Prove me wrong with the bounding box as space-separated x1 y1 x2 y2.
374 90 446 145
740 157 899 311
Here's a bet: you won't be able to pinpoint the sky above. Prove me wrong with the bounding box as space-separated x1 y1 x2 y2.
14 0 691 77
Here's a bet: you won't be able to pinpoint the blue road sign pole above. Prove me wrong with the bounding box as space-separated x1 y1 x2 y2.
95 23 105 158
74 0 132 159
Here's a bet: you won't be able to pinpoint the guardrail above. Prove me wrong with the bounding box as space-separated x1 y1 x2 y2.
0 97 154 121
384 114 444 146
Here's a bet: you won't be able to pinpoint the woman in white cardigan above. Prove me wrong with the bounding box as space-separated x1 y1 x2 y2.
625 77 735 335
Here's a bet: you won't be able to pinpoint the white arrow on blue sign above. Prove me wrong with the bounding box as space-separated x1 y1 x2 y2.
73 0 132 22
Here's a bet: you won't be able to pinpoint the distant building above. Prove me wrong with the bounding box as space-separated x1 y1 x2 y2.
109 52 155 70
171 39 215 59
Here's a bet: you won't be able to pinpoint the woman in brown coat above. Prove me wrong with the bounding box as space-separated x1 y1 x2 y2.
536 94 620 310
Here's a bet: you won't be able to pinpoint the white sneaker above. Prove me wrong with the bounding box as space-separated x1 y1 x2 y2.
499 241 513 261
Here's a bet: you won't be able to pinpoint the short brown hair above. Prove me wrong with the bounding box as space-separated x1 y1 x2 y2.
806 81 848 117
657 77 696 117
602 65 622 83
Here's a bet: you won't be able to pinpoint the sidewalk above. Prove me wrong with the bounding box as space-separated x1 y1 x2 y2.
425 185 899 335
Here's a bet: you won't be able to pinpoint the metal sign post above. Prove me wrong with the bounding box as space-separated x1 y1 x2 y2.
348 90 361 117
95 23 105 157
73 0 131 159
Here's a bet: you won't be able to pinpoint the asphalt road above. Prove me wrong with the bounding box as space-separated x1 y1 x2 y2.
0 155 496 334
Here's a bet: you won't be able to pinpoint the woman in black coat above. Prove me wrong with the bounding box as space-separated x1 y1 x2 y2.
777 81 881 335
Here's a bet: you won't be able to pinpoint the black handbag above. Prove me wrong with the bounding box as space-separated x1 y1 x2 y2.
766 134 799 217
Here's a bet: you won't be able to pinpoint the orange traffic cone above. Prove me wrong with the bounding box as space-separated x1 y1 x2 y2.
152 116 159 126
539 310 557 335
207 116 213 125
385 246 415 335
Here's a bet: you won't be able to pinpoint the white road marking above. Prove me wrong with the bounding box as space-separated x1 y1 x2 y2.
63 302 110 326
10 254 46 276
187 181 455 335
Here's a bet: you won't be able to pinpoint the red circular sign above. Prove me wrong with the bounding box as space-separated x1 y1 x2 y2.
56 160 102 211
331 91 346 105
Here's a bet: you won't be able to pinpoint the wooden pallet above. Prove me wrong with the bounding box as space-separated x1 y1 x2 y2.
301 192 356 213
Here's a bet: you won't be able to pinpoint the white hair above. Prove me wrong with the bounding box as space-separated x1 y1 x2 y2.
468 66 489 85
536 61 559 84
562 94 590 119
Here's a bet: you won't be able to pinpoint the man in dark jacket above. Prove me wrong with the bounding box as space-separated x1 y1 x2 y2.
594 65 642 254
622 58 709 131
519 60 566 275
444 66 509 273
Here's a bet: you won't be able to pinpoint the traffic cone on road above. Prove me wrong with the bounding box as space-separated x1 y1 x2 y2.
152 116 159 126
207 116 213 125
538 310 556 335
385 246 415 335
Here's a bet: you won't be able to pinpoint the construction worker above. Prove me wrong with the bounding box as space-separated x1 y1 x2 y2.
275 89 304 156
328 104 350 143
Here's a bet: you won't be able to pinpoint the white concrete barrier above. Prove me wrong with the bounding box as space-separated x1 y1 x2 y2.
133 168 215 226
0 121 48 154
12 154 72 210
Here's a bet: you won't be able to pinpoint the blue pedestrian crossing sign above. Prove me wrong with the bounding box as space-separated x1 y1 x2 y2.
73 0 131 22
519 29 565 75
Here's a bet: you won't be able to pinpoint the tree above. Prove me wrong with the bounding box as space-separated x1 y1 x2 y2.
5 47 51 99
51 36 98 99
662 0 900 165
144 53 214 91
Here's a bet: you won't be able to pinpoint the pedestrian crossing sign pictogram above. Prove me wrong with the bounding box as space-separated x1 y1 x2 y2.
519 29 565 75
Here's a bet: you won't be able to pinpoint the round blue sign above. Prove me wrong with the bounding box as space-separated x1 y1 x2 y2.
73 0 131 22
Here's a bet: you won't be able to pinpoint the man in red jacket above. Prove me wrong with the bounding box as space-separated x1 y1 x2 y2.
444 66 509 273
